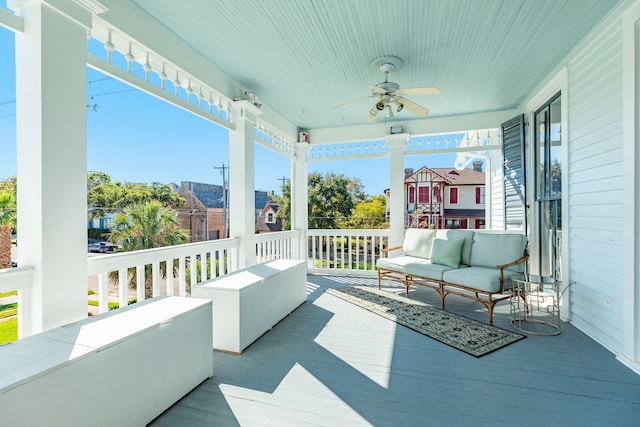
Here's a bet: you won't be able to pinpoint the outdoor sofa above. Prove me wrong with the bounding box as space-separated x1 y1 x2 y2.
377 228 528 324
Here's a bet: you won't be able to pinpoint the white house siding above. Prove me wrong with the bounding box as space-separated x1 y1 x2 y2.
565 16 625 353
444 186 483 210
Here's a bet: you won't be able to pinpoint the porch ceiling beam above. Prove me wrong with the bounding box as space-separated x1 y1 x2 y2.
308 110 519 145
0 7 23 32
87 53 235 131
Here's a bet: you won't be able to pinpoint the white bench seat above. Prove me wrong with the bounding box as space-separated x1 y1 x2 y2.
0 296 213 426
193 259 307 353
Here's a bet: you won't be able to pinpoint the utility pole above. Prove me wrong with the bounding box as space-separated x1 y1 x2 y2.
277 176 288 193
214 162 228 238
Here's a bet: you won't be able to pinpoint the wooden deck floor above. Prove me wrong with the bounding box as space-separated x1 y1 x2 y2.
150 275 640 426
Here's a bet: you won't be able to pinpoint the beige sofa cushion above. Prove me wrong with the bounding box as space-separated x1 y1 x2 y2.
469 232 527 271
402 228 437 259
377 256 429 273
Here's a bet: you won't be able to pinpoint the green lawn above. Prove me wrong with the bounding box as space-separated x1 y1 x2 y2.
0 290 17 298
315 259 375 270
0 318 18 344
88 299 137 310
0 303 17 319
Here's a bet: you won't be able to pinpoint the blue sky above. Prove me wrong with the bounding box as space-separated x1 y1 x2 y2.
0 15 457 197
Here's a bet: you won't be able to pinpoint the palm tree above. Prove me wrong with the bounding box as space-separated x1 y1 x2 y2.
108 200 190 298
0 190 17 269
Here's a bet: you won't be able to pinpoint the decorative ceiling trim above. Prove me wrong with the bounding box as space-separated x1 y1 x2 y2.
73 0 108 15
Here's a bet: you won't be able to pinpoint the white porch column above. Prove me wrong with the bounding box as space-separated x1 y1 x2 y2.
13 0 89 335
387 135 408 248
228 100 262 269
291 142 309 259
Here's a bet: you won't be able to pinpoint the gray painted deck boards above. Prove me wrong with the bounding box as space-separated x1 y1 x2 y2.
150 275 640 426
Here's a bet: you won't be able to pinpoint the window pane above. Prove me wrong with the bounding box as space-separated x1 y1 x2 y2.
549 96 562 197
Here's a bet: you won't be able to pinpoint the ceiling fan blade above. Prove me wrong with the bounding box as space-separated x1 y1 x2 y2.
397 97 429 116
395 86 441 96
332 95 374 110
364 85 387 95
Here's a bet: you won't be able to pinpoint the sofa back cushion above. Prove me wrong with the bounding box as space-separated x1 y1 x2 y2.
402 228 437 259
435 229 474 265
469 232 527 271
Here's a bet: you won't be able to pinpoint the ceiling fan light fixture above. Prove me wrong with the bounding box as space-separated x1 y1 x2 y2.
384 104 393 118
368 106 378 118
391 100 403 112
375 101 385 111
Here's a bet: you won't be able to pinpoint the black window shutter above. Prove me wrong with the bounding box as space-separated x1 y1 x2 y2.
501 114 527 231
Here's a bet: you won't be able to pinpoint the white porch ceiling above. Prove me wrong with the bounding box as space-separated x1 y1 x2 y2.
126 0 623 131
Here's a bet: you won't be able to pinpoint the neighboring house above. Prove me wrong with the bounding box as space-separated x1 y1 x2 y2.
385 161 486 230
87 213 115 230
176 181 270 240
255 201 282 233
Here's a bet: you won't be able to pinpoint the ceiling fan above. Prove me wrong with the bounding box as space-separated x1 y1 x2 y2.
333 57 440 123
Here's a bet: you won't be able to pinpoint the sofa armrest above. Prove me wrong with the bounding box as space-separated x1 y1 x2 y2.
381 245 403 257
496 253 529 292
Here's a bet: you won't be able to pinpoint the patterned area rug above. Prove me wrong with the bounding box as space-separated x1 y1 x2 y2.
325 286 525 357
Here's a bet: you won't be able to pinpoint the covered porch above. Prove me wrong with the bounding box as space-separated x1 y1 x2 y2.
1 0 640 424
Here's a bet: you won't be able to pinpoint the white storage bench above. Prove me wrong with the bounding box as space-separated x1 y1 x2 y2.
0 296 213 427
193 259 307 353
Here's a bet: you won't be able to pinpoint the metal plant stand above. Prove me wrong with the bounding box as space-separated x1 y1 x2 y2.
510 274 561 336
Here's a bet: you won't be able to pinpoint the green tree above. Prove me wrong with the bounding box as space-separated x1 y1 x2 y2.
0 189 16 269
87 172 184 220
108 200 190 298
346 195 387 229
271 181 292 230
272 172 368 229
308 172 357 229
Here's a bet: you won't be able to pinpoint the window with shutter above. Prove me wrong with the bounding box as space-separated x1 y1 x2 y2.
450 187 458 204
418 186 429 203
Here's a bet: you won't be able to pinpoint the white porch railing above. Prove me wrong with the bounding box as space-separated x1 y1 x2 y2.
0 266 34 294
306 229 389 276
88 231 303 315
87 238 240 314
254 230 301 263
3 229 380 335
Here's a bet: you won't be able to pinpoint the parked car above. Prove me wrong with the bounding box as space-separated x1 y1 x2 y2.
88 241 118 253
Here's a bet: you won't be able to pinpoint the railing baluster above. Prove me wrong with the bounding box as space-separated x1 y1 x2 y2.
190 254 197 287
178 257 186 297
98 272 108 313
118 268 128 309
166 259 174 296
136 265 145 302
152 261 160 297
